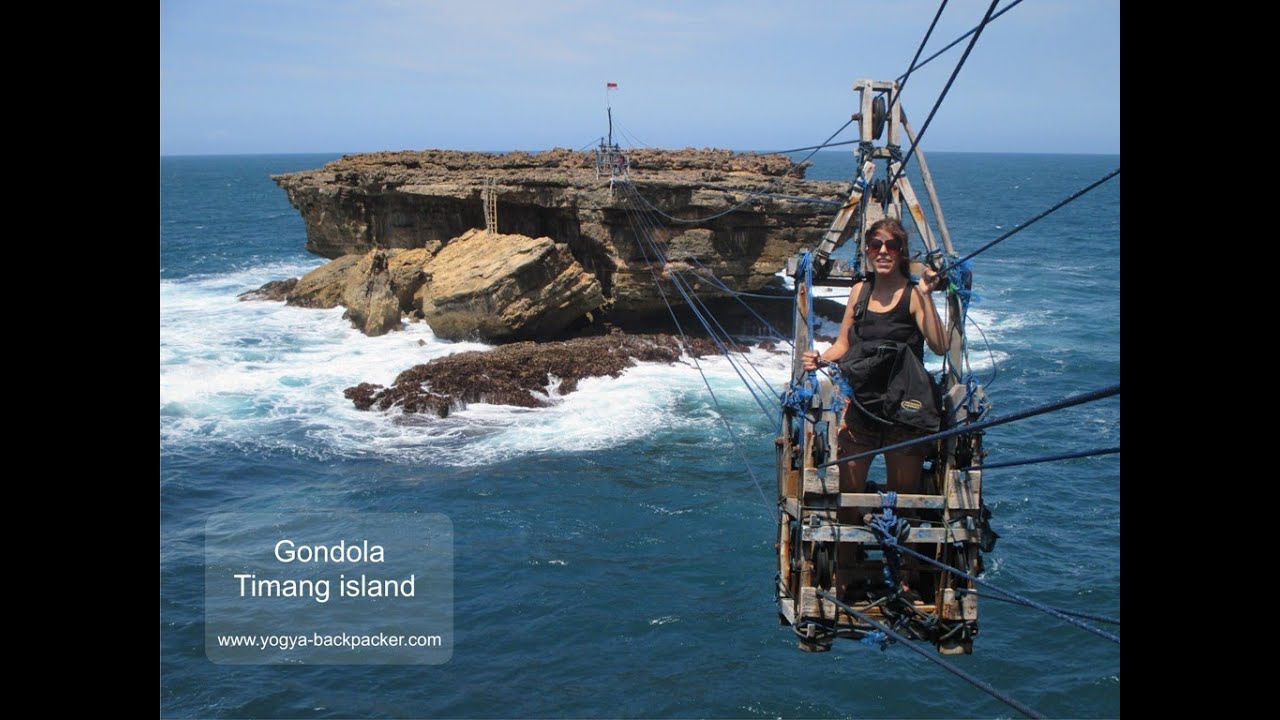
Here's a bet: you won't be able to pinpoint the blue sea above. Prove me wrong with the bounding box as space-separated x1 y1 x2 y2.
160 151 1119 718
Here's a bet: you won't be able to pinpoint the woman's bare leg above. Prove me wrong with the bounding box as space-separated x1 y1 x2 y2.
884 449 923 494
883 448 927 595
834 425 875 600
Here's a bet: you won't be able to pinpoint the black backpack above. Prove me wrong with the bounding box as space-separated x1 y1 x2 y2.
835 280 942 433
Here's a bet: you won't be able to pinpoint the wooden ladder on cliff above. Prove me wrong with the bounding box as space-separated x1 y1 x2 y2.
483 178 498 233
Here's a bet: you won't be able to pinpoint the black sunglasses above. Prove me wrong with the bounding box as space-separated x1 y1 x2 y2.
866 238 902 253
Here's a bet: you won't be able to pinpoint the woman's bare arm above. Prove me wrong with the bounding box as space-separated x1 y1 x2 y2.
912 270 948 355
802 282 860 369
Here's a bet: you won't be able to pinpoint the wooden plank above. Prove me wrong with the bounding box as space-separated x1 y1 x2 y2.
941 588 979 621
778 597 796 625
944 383 969 425
941 588 959 620
782 469 799 500
802 468 839 496
887 81 902 147
961 588 978 620
815 160 875 261
776 440 789 498
819 377 843 465
799 586 936 622
944 295 968 388
778 517 791 592
784 498 837 522
838 493 945 510
859 81 875 143
803 525 973 544
800 586 841 622
945 469 982 514
901 112 955 256
897 177 938 254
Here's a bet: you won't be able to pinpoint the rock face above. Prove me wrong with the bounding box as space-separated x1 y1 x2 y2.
241 231 603 340
417 229 604 341
344 331 719 417
237 278 297 302
341 250 408 336
288 255 363 309
273 148 848 321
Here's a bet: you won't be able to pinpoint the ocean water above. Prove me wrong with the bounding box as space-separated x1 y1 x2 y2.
160 151 1120 718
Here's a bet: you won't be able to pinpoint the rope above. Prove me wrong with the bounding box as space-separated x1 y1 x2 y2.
632 210 792 440
814 590 1045 719
782 252 820 416
895 0 1028 83
626 116 855 224
886 542 1121 644
963 310 999 389
616 123 652 149
859 630 890 648
818 383 1120 468
622 182 778 397
945 168 1121 271
958 446 1119 472
620 190 783 430
970 591 1119 626
620 183 783 419
616 189 778 520
758 139 860 155
692 183 843 206
887 0 1002 190
683 261 799 335
867 491 905 589
891 0 951 113
630 189 796 364
943 256 979 320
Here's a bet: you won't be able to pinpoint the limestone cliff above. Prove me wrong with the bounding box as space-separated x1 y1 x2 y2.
272 148 847 321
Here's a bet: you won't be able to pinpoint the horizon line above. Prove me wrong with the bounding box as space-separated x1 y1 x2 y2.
160 148 1122 159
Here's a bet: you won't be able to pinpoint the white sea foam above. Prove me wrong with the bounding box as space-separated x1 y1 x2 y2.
160 267 796 465
160 264 1027 464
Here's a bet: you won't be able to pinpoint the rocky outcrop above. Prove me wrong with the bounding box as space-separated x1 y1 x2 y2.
344 331 720 417
273 148 848 321
416 229 603 341
242 231 604 340
239 250 426 335
341 250 409 336
287 255 364 309
237 278 296 302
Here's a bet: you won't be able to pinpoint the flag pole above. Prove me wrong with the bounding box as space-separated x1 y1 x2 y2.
606 83 615 147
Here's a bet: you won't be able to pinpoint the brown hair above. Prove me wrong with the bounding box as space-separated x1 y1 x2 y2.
864 217 911 278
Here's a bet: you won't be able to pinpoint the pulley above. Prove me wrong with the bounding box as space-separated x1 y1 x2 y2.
851 96 888 141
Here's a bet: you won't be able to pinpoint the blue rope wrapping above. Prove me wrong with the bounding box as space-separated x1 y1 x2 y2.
783 253 820 416
946 257 979 320
867 491 903 589
950 375 979 428
859 630 892 650
828 368 855 422
963 376 990 421
782 383 816 416
804 251 817 357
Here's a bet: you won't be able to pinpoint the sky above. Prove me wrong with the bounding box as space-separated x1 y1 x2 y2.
159 0 1119 156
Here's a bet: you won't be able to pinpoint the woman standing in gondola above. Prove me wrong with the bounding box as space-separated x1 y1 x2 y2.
802 217 948 497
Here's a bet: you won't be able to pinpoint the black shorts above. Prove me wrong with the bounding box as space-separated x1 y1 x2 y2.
838 406 930 458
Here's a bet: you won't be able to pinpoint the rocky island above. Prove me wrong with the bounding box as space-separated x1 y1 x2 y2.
249 148 849 414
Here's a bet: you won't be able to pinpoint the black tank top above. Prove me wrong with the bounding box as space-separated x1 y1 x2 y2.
850 283 925 362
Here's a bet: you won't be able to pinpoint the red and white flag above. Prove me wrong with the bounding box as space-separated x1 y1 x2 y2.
607 82 618 88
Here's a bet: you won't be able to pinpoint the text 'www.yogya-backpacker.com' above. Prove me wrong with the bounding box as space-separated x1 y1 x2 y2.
215 632 444 651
